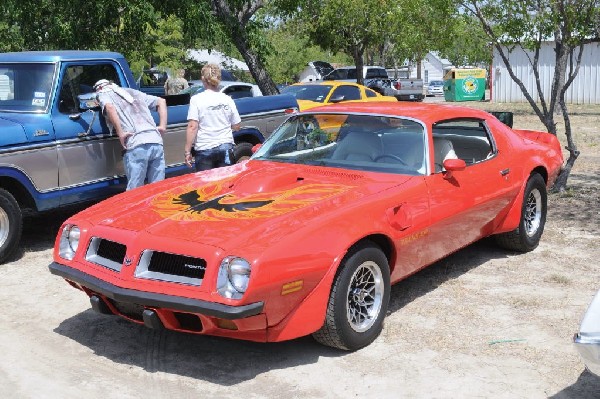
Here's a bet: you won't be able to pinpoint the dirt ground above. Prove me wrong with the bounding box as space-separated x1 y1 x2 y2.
0 97 599 399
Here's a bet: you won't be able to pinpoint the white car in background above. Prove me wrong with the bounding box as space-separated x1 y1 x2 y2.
427 80 444 96
183 80 262 99
574 289 600 377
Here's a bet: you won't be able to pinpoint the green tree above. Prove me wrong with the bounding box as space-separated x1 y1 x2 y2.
264 20 350 84
437 14 492 68
461 0 600 191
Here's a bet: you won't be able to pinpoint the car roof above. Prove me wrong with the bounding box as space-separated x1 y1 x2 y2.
303 101 494 125
291 81 371 89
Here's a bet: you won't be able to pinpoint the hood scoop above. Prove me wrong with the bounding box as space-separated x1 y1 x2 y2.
231 169 305 194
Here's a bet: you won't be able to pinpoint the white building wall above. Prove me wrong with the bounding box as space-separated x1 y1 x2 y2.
492 42 600 104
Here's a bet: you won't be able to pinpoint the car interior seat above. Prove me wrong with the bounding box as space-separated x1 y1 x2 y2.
331 131 383 162
433 137 458 172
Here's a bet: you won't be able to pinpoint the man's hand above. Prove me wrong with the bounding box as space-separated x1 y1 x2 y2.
119 132 133 149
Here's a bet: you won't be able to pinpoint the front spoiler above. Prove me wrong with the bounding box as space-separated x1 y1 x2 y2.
49 262 264 320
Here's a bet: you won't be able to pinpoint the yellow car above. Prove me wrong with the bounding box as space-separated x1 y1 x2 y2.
280 81 397 110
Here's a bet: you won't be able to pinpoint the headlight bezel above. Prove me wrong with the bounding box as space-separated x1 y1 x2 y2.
217 256 252 299
58 224 80 260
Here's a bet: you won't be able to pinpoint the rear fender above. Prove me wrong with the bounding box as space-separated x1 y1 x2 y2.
494 167 547 233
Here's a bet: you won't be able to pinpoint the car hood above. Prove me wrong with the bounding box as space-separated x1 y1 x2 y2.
76 161 412 250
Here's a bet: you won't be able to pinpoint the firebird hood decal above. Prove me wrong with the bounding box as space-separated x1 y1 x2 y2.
151 181 353 222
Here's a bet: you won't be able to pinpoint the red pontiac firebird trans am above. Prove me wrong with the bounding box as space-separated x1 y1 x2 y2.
49 102 563 351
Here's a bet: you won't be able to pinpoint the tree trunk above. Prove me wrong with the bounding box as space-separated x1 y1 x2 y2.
352 47 365 86
210 0 279 95
231 35 279 95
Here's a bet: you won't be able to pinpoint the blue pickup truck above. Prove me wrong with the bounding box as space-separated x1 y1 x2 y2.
0 50 297 263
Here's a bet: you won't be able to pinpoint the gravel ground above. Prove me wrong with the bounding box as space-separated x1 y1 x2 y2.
0 97 598 399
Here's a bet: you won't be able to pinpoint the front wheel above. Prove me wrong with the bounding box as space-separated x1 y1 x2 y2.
495 173 547 252
312 242 390 351
0 189 22 263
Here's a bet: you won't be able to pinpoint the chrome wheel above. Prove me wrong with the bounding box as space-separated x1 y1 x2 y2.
0 206 9 247
524 188 542 237
346 261 384 333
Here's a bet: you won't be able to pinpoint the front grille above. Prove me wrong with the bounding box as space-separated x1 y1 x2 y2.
135 250 206 286
149 252 207 279
97 239 127 263
86 237 126 272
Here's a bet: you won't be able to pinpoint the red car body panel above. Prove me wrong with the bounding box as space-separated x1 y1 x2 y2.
49 101 563 344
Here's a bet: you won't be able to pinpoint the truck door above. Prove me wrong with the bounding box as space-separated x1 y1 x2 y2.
52 62 128 203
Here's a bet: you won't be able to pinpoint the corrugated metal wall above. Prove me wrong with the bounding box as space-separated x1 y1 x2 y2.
492 42 600 104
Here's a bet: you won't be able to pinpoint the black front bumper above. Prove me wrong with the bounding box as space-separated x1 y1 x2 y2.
49 262 264 320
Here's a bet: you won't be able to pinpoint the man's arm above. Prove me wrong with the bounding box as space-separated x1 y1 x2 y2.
155 97 167 134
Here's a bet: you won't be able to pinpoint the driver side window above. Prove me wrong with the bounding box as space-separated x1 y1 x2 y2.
58 64 121 114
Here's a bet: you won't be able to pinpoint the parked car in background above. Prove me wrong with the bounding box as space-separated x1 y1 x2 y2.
182 81 262 99
574 289 600 377
49 101 563 352
427 80 444 96
324 65 424 101
280 81 396 110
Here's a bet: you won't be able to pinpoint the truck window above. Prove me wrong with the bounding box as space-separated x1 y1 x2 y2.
0 63 56 113
58 64 121 114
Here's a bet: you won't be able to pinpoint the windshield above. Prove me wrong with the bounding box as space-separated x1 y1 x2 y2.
253 113 427 175
280 85 333 103
0 63 56 113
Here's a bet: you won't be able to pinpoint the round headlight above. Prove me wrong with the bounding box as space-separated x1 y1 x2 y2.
228 258 251 293
67 226 80 252
59 224 81 260
217 256 252 299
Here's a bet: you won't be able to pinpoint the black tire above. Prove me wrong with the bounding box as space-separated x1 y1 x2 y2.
495 173 547 252
0 188 22 263
312 242 390 351
233 142 254 163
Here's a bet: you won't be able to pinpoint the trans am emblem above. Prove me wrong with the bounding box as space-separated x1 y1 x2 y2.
151 180 353 222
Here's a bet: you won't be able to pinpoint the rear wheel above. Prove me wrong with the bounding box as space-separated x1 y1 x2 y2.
495 173 547 252
312 242 390 351
0 189 22 263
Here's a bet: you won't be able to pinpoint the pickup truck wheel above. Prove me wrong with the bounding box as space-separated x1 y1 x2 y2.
312 242 390 351
495 173 547 252
0 189 22 263
234 142 254 163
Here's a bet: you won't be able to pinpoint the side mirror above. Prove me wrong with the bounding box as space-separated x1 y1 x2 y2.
442 158 466 180
77 92 100 111
252 143 262 153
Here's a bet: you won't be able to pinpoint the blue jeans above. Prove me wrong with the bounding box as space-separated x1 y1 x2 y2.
123 143 165 190
194 143 234 172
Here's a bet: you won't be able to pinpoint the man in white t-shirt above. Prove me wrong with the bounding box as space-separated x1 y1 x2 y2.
184 64 241 171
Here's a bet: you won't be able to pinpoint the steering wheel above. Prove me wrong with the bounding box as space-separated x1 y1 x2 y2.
374 154 409 166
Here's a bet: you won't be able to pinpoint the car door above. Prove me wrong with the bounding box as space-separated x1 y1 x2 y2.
422 118 520 264
52 61 128 203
